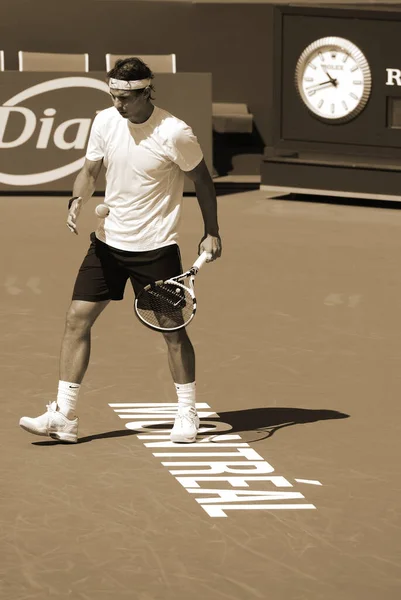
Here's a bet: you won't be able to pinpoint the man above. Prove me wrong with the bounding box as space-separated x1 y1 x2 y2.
19 57 221 444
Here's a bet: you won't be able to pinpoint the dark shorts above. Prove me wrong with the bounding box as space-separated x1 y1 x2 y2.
72 232 183 302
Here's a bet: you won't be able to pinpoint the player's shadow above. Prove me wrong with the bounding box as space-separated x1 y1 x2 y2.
212 407 349 442
32 428 138 445
31 406 349 446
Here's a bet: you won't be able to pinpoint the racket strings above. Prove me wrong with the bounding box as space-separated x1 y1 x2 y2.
136 282 194 329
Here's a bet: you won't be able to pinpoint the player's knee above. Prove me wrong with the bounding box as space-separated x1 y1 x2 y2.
65 310 92 333
65 302 99 332
162 329 189 348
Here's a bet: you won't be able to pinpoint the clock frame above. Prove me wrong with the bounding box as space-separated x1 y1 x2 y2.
295 37 372 124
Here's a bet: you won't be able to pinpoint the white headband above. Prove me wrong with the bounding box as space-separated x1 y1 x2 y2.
109 78 151 90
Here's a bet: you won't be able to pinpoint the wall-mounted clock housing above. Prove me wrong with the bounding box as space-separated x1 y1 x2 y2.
295 37 372 124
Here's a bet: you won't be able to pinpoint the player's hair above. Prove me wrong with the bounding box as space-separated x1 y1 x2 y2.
107 57 155 100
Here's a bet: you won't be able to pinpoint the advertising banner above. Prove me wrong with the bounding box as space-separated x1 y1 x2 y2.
0 72 212 192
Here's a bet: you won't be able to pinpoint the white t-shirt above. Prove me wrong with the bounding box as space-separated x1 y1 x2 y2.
86 105 203 251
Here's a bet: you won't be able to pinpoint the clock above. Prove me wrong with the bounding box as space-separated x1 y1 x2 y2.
294 37 372 124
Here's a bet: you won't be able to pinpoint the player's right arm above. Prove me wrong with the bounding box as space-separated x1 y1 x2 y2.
67 158 103 235
67 111 105 235
73 158 103 204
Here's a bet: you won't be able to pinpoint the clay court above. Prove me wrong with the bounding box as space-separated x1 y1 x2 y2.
2 189 400 599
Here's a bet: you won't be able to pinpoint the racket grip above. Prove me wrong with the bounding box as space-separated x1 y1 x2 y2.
193 251 212 270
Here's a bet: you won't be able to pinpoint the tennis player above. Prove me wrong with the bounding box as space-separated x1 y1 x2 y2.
19 57 221 444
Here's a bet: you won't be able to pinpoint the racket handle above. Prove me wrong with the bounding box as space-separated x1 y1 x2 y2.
193 251 212 271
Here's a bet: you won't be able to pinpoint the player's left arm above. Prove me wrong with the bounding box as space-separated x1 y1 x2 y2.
186 159 222 262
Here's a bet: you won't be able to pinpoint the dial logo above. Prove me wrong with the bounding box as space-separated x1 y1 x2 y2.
0 77 110 186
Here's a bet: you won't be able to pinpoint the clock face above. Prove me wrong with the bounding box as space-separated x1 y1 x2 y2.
295 37 372 123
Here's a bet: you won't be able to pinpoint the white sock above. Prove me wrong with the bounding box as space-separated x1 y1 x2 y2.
57 380 80 419
175 381 196 412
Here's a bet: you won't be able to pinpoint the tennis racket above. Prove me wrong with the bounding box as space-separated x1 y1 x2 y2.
134 250 212 332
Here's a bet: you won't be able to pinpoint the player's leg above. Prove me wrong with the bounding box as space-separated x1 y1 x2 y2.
19 299 110 443
60 299 110 385
55 233 126 420
128 244 200 442
128 243 195 387
19 232 126 442
162 329 199 443
162 328 195 384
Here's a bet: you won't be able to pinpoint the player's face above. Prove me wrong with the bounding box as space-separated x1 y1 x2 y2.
109 90 148 120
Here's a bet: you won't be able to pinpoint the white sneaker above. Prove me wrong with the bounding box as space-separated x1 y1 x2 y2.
19 401 78 443
170 406 200 443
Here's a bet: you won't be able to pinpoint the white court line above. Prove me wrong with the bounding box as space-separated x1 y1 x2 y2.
294 479 322 486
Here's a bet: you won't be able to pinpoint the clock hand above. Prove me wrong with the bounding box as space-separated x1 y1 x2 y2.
322 66 338 87
305 80 336 91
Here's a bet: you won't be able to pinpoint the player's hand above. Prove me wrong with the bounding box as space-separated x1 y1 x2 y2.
67 196 83 235
198 234 222 262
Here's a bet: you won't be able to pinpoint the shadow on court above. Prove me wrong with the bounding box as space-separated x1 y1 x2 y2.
276 193 401 210
32 428 137 446
31 406 349 446
214 407 350 442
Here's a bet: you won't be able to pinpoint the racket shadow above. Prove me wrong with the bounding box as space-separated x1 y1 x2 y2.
207 407 350 443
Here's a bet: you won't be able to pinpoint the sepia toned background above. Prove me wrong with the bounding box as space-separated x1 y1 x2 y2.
1 2 401 599
1 0 398 148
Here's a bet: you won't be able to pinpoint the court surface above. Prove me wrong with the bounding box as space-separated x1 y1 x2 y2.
1 190 400 600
